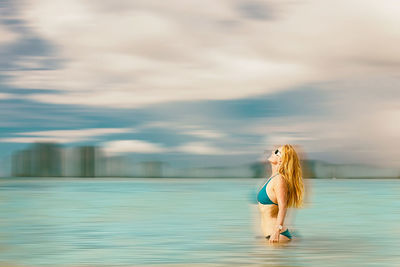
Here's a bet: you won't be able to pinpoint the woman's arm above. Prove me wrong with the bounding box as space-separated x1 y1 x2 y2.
274 175 288 231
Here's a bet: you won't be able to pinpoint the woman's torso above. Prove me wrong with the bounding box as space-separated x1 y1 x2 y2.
257 175 278 205
257 175 290 237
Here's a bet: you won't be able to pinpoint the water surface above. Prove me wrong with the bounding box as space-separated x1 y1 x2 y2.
0 177 399 266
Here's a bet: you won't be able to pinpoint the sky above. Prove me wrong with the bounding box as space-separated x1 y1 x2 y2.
0 0 399 171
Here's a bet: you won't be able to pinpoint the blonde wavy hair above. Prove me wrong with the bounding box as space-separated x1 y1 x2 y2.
278 144 305 208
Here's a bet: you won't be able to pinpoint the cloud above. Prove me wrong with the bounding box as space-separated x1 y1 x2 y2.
238 75 400 167
101 139 169 156
12 55 53 70
136 121 202 130
0 24 19 44
7 0 399 108
174 141 226 155
1 0 400 169
180 129 227 139
236 1 277 20
0 93 17 100
136 121 227 138
0 127 134 143
16 127 135 136
173 141 256 155
101 138 257 156
0 136 83 143
135 119 228 140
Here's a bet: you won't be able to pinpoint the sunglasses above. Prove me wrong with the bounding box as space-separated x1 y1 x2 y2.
264 149 282 157
274 149 282 157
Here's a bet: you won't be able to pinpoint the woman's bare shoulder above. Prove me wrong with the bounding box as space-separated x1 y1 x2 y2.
274 174 288 189
274 173 285 182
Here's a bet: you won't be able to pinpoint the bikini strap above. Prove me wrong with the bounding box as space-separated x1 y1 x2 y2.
259 173 280 190
268 173 279 179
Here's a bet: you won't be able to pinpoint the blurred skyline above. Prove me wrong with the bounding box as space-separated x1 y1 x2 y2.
1 0 400 172
8 142 400 178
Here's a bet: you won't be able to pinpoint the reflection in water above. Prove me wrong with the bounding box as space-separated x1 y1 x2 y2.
0 178 399 266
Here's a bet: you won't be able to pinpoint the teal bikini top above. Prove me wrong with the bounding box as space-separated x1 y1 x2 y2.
257 173 279 205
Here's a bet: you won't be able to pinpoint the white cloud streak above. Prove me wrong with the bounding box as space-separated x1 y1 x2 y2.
102 139 256 156
101 139 168 156
180 129 227 139
0 127 134 144
5 0 398 108
0 25 19 44
0 93 16 100
173 141 256 155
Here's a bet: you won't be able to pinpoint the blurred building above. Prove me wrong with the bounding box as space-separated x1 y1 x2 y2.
139 161 164 178
79 146 97 177
7 142 400 178
307 159 400 178
104 155 131 177
12 142 62 177
63 145 106 177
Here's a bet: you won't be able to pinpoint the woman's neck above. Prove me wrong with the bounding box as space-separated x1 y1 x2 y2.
271 164 279 176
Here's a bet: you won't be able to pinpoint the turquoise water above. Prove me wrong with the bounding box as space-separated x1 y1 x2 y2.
0 178 399 267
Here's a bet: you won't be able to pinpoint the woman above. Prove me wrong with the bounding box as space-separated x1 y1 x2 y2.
257 144 305 244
